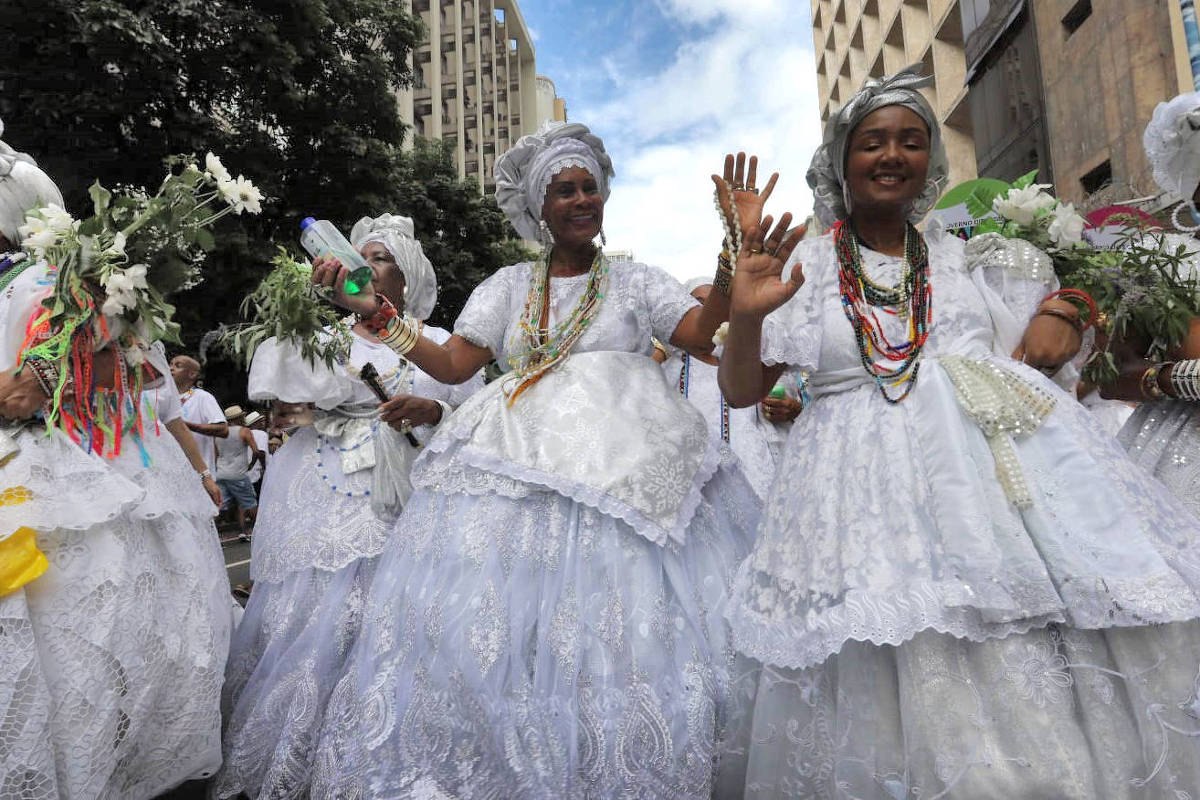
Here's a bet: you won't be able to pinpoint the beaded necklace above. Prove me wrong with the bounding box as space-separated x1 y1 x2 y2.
678 353 730 443
504 247 609 404
835 220 932 404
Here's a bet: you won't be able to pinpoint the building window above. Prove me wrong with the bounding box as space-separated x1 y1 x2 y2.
1079 159 1111 195
1062 0 1091 36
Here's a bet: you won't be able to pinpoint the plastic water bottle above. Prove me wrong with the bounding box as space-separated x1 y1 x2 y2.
768 384 787 399
299 217 374 295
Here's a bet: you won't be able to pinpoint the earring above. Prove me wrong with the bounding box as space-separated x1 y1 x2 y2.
538 219 554 246
599 228 607 248
1173 201 1200 233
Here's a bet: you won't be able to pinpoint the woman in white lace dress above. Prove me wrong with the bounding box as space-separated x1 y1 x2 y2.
214 214 480 799
717 67 1200 798
305 122 773 797
1108 91 1200 520
0 130 231 800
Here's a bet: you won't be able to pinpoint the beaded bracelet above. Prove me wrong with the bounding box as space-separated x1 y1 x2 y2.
1042 289 1098 331
1170 358 1200 401
713 251 734 296
24 358 62 398
358 297 398 335
1141 362 1166 400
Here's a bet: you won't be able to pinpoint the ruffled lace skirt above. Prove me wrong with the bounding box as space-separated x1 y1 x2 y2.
722 621 1200 798
1118 399 1200 520
309 456 760 799
0 427 231 800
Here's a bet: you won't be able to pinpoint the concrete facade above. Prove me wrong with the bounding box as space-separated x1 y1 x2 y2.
536 75 568 126
810 0 979 192
395 0 543 193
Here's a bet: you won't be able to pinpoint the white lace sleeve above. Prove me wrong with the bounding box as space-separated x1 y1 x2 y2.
454 263 523 354
760 237 829 371
247 334 357 409
628 261 699 344
0 260 51 370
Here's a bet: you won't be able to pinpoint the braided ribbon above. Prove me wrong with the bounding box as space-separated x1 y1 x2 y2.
939 355 1057 509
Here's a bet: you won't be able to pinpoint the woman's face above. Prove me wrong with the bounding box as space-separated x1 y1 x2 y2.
844 105 932 217
360 241 407 310
542 167 604 249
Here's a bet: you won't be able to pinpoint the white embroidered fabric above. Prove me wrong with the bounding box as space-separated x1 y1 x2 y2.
308 457 762 799
722 620 1200 798
662 353 785 501
246 326 479 581
730 232 1200 671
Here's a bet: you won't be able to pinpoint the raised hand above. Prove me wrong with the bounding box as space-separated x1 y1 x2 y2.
730 213 807 320
310 254 379 317
712 152 779 244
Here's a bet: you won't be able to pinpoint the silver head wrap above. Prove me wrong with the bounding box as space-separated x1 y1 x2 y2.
494 121 615 241
0 118 64 247
806 64 948 228
349 213 438 321
1144 91 1200 207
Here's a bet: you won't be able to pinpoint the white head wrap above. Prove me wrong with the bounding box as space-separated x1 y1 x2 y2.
1144 91 1200 208
0 118 64 247
494 121 615 241
806 64 948 228
349 213 438 321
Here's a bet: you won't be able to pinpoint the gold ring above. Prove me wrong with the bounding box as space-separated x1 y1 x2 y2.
749 247 763 254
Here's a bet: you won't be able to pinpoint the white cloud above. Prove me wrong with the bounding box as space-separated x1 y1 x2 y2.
573 0 823 281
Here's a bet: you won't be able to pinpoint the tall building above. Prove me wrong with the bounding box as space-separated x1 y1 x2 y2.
395 0 544 193
810 0 978 192
536 75 567 126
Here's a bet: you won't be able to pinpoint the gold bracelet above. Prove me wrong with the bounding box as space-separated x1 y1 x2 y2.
1141 363 1165 401
380 315 421 355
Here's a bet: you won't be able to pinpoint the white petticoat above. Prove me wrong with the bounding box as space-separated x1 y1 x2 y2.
0 427 231 800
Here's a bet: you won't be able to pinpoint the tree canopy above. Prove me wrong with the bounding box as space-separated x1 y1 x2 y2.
0 0 529 400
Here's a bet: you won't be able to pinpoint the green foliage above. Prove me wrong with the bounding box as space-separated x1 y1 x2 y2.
219 248 352 370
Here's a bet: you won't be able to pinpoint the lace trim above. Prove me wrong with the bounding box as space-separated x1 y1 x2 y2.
413 430 725 547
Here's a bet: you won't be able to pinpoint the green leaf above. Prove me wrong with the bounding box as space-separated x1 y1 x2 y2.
1012 169 1040 190
88 180 112 220
195 228 216 251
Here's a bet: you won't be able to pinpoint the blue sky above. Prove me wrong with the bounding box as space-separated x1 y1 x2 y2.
514 0 824 280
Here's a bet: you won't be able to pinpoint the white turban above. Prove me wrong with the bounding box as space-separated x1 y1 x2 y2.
0 119 64 247
349 213 438 321
1144 91 1200 208
806 64 948 228
494 121 614 241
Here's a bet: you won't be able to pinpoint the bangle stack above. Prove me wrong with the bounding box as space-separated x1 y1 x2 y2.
1169 359 1200 401
714 250 734 296
1041 289 1098 331
379 314 423 356
1034 306 1083 335
1141 363 1166 400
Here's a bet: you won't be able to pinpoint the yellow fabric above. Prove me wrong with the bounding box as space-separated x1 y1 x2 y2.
0 526 48 595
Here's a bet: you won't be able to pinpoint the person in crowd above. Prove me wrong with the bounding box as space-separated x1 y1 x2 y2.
661 276 802 500
243 410 270 487
305 121 772 797
716 66 1200 797
214 213 482 799
0 119 231 800
1103 90 1200 519
171 354 228 473
215 404 265 542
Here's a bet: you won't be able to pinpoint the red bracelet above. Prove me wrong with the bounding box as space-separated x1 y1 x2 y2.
358 297 398 334
1041 288 1097 331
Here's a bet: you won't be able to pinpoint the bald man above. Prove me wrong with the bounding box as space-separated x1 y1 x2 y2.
171 355 228 472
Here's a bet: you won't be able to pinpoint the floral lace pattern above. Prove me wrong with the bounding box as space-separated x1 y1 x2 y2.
729 622 1200 798
1119 400 1200 521
732 232 1200 670
308 462 761 798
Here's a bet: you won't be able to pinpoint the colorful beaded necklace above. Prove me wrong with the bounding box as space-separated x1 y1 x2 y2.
678 353 730 442
835 220 932 404
504 247 609 404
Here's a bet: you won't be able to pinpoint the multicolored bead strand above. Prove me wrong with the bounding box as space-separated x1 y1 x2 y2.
678 353 730 443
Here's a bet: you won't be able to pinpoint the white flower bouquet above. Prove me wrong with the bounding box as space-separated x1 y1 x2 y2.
16 153 261 453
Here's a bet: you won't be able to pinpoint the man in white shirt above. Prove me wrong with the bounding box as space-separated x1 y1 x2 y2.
171 355 227 473
216 405 266 541
244 410 271 486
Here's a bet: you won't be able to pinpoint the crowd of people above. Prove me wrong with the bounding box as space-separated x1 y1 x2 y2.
4 65 1200 799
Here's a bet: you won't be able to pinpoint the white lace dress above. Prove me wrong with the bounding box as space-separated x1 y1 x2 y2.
722 232 1200 799
307 260 761 798
214 327 477 799
0 261 232 800
662 352 787 500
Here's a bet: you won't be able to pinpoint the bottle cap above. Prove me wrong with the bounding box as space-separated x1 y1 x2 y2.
300 216 317 230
